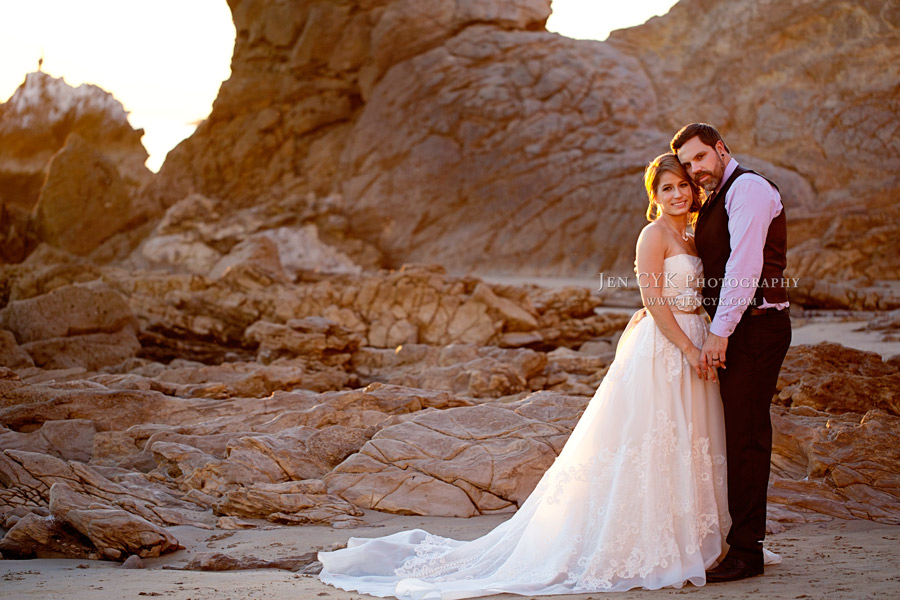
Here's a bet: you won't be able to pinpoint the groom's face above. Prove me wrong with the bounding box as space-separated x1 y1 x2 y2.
676 137 726 193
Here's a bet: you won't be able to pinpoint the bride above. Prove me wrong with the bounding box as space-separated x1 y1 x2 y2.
319 153 732 598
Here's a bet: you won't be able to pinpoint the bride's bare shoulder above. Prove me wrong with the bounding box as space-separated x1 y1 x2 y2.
638 221 666 245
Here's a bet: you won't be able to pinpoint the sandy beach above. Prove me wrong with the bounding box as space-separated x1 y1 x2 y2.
3 510 899 600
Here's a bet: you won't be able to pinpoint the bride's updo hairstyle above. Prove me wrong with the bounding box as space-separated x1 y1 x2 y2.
643 152 703 222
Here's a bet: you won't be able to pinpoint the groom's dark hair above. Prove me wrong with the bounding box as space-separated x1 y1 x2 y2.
670 123 730 154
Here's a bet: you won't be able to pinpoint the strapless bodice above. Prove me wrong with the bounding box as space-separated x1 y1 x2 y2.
661 254 703 313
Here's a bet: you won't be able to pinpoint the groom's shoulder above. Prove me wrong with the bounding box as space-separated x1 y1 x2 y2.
732 170 779 198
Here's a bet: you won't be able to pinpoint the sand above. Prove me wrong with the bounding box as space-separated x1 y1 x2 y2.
3 511 899 599
789 319 899 360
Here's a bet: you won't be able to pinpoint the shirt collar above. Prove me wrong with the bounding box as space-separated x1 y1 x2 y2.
716 158 739 194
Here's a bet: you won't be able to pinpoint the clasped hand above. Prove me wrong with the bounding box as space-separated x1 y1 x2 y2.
696 333 727 382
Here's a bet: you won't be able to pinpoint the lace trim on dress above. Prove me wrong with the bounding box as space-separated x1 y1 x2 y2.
394 409 729 591
394 533 494 582
538 410 727 590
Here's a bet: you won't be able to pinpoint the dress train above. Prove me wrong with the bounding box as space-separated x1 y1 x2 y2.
319 255 732 599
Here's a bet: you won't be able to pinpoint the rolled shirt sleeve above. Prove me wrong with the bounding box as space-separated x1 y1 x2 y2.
709 174 784 338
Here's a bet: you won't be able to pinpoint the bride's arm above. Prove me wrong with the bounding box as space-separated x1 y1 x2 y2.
635 226 707 380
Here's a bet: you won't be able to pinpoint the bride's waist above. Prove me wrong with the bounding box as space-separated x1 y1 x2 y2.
640 305 706 317
673 307 705 316
652 290 705 315
656 307 705 316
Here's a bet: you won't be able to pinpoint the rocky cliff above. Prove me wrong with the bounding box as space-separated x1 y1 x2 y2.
2 0 898 285
607 0 900 283
141 0 900 282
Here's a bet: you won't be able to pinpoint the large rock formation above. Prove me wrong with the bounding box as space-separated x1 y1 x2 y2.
325 392 589 516
146 0 658 275
769 407 900 527
0 72 151 209
776 343 900 416
0 72 153 261
142 0 899 284
607 0 900 284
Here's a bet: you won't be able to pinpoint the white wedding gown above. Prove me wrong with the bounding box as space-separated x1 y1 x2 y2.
319 254 732 599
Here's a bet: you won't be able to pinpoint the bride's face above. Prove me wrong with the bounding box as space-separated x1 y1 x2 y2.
654 171 694 217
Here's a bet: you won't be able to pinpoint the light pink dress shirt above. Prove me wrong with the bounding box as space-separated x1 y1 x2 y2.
709 159 790 338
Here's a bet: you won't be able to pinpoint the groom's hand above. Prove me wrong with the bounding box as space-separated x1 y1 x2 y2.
700 333 728 380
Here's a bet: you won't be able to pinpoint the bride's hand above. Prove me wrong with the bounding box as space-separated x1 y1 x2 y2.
684 346 712 381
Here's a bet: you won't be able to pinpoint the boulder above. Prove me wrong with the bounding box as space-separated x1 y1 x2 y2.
4 246 104 302
129 193 366 277
213 480 366 527
325 393 588 516
183 551 319 571
776 343 900 416
150 424 374 496
258 225 361 277
136 360 314 398
138 233 223 275
0 280 139 370
0 449 206 527
1 280 135 343
0 329 34 369
340 23 657 275
0 511 97 559
208 235 290 286
0 387 190 433
0 419 95 462
769 407 900 525
48 482 181 560
540 346 612 396
36 419 97 462
145 0 551 215
0 72 151 214
788 276 900 311
23 328 141 371
245 316 363 365
121 554 146 568
30 134 137 256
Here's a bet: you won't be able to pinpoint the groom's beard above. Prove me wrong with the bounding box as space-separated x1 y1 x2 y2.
693 155 726 193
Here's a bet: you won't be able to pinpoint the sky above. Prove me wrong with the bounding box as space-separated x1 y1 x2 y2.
0 0 678 172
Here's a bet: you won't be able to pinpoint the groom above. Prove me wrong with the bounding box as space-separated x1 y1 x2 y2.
671 124 792 582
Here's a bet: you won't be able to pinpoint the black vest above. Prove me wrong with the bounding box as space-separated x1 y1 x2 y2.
694 164 788 319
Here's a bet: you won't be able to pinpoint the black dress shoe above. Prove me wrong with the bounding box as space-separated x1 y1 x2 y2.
705 555 764 583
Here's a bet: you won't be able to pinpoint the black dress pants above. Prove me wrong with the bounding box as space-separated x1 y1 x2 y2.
717 308 791 568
